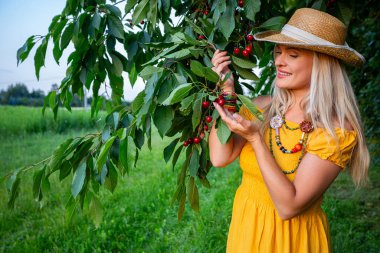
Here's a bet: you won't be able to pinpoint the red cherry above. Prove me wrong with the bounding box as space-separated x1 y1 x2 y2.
140 20 145 24
187 137 194 144
242 49 249 57
245 46 252 53
194 137 201 144
247 35 254 41
184 141 189 147
205 116 213 123
217 99 225 106
233 47 240 55
203 125 209 131
198 35 205 40
295 143 303 151
238 0 244 8
202 101 210 109
204 10 209 15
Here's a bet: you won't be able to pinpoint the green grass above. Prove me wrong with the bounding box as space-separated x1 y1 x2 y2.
0 106 105 136
0 107 379 252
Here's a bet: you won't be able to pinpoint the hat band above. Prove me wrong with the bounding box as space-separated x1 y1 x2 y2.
281 24 347 47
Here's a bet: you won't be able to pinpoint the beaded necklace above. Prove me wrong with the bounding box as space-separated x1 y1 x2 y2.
269 115 314 174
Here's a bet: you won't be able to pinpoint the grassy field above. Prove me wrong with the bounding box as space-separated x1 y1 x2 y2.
0 106 379 252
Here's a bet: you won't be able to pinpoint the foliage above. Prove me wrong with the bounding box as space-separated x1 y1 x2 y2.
0 83 92 107
4 0 375 225
346 0 380 139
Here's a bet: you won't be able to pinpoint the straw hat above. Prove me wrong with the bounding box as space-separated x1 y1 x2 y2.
253 8 365 66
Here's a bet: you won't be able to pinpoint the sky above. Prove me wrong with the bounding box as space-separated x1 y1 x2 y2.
0 0 144 101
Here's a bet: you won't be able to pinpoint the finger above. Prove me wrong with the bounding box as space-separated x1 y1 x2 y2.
213 56 230 67
211 50 228 63
213 103 236 125
216 61 232 73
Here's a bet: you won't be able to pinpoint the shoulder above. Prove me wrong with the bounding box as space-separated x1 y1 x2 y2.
252 95 272 110
332 119 355 131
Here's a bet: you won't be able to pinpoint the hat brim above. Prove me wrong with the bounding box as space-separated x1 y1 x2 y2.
254 31 365 66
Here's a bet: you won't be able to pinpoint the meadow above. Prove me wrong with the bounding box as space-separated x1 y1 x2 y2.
0 106 379 252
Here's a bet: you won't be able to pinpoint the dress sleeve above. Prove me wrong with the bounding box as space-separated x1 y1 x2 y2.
306 129 358 170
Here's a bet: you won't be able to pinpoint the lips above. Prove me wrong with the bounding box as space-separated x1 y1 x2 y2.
277 70 292 78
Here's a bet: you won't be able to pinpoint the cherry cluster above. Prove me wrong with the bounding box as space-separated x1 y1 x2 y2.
183 94 226 147
233 34 254 58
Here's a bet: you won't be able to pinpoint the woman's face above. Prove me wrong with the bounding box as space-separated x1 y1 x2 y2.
273 45 314 94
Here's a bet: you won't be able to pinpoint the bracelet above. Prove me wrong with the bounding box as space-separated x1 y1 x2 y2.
222 91 237 100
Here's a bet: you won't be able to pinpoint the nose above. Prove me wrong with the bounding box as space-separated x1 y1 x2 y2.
274 52 286 67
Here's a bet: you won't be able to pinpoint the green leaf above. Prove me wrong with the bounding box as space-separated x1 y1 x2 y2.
110 53 123 76
233 63 259 81
217 119 232 144
189 148 200 177
163 138 180 163
89 195 103 228
190 60 219 82
105 160 118 193
132 91 145 113
125 0 137 13
139 66 164 79
259 16 286 31
190 60 205 77
231 55 257 69
105 4 122 18
71 160 87 198
192 97 202 131
107 15 124 39
33 168 45 201
148 0 158 30
184 17 205 36
336 2 352 26
153 105 174 137
237 94 264 121
187 177 199 212
132 0 149 25
119 135 137 174
162 83 193 105
172 145 183 169
95 136 116 172
17 35 36 65
60 22 74 50
34 37 49 80
48 138 74 174
244 0 261 22
217 4 235 40
164 48 192 59
92 12 101 30
6 171 21 208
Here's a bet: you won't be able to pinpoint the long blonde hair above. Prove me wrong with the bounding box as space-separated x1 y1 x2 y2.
261 52 370 188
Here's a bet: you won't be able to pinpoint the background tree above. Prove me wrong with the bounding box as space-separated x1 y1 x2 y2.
4 0 377 225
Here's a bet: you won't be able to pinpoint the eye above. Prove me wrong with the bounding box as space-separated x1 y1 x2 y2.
290 55 298 58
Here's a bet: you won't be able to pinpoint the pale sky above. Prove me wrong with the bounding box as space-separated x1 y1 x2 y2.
0 0 144 101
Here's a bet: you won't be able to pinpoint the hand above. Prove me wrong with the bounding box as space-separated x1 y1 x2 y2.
213 102 261 143
211 50 234 91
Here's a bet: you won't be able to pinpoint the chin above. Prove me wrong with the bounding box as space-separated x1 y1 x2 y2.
275 78 292 89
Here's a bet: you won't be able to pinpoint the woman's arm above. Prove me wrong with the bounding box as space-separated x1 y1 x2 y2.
214 103 341 220
251 137 341 220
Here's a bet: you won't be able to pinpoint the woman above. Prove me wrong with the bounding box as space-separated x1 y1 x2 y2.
209 8 370 253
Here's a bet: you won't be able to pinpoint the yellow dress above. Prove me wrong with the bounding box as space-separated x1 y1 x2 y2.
226 106 357 253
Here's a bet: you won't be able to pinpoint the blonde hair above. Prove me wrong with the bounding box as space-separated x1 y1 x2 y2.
261 52 370 188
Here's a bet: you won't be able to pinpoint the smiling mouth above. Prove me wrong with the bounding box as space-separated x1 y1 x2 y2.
277 71 292 78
